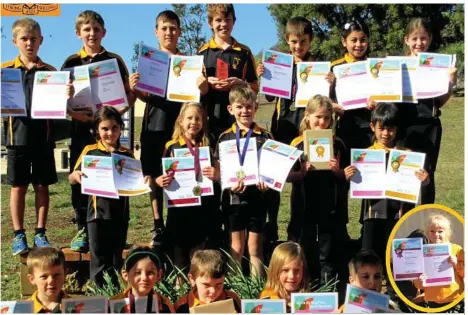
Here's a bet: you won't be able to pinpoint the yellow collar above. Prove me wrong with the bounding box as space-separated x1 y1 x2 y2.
31 290 67 313
344 53 366 63
231 122 262 135
208 37 242 51
13 55 44 69
97 140 128 153
369 141 391 153
79 46 106 59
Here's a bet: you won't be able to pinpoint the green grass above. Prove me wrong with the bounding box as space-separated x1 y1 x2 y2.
1 97 464 300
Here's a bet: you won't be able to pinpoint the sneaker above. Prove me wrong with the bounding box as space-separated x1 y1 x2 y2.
70 228 89 253
150 227 164 248
34 232 52 248
12 233 29 256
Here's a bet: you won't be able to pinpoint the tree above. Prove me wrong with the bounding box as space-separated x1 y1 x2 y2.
131 41 142 73
172 4 207 55
1 26 6 39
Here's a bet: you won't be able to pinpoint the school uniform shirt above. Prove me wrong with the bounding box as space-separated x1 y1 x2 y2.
174 288 241 313
73 140 133 222
2 56 56 148
198 37 258 132
270 52 314 145
112 287 175 313
30 290 68 313
413 243 464 303
259 289 290 313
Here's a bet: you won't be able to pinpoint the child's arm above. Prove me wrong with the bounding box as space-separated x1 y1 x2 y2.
69 170 85 184
129 73 150 102
197 75 209 96
413 273 426 289
415 169 430 186
256 62 275 102
344 165 358 181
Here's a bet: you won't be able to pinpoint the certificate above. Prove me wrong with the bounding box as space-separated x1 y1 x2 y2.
303 129 334 170
416 52 452 99
162 156 201 208
174 147 214 196
295 62 331 108
260 50 294 99
62 296 109 313
291 292 338 313
31 71 69 119
135 43 170 97
218 138 259 189
166 55 203 103
422 243 455 287
367 58 403 102
190 299 236 313
1 68 27 116
81 155 119 199
384 149 425 203
388 56 418 103
258 139 302 192
89 58 129 111
0 301 33 313
111 153 151 196
350 149 386 199
333 61 370 110
241 299 286 314
109 296 158 313
343 284 389 313
392 238 424 281
66 65 93 112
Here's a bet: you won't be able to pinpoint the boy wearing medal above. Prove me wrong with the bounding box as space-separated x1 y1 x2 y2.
215 85 271 277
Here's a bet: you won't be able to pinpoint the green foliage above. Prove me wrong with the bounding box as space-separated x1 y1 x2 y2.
84 270 126 298
439 42 465 78
172 4 207 55
130 41 142 73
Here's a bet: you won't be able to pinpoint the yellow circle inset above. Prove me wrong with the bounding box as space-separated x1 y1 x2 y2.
386 204 465 313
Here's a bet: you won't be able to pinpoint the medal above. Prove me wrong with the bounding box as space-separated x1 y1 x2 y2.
235 124 253 181
192 185 202 196
184 136 203 196
236 169 246 180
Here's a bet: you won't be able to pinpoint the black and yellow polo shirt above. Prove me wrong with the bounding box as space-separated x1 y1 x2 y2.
2 56 56 147
163 135 213 158
174 288 241 313
30 290 68 313
112 287 175 313
73 140 133 222
198 37 258 131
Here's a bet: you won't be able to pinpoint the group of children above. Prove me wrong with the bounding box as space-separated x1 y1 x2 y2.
3 3 461 312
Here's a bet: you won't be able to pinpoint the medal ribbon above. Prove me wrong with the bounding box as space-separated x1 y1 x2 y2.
183 136 200 178
236 124 253 169
129 289 154 313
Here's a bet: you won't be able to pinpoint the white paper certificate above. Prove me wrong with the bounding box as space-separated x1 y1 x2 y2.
416 52 452 99
423 243 455 287
219 138 259 189
259 140 302 192
392 238 424 281
295 62 331 108
81 155 119 199
367 58 402 102
109 296 158 313
174 147 214 196
384 149 425 203
291 292 338 313
162 156 201 207
31 71 69 119
343 284 389 313
66 65 93 112
1 68 27 116
388 56 418 103
0 301 33 313
260 50 294 99
136 43 170 97
111 153 151 196
62 296 109 313
166 55 203 103
333 61 370 110
350 149 386 199
89 58 129 111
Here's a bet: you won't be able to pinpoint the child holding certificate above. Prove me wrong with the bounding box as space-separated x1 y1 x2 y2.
259 242 309 312
288 95 350 287
155 102 221 271
400 18 458 204
413 214 464 308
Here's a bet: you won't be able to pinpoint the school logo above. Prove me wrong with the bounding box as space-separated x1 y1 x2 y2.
232 57 241 70
1 4 60 16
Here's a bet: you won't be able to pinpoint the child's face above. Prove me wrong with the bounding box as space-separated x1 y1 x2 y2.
98 118 121 147
370 122 396 147
122 258 162 297
210 13 234 40
27 265 65 299
404 28 431 57
427 223 448 243
350 264 383 292
306 107 332 130
189 274 225 304
13 28 43 59
342 30 368 60
155 19 181 51
287 34 311 60
228 100 256 127
76 21 106 50
181 107 203 138
279 258 303 294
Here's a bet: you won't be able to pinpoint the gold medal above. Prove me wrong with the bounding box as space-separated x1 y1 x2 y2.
236 170 246 180
193 185 202 196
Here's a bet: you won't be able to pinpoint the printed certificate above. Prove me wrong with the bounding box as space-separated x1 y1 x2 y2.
111 153 151 196
162 156 201 207
303 129 334 170
136 43 170 97
166 55 203 103
260 50 294 99
344 284 389 313
62 296 109 313
392 238 424 280
81 155 119 199
109 296 158 313
241 299 286 314
295 62 331 108
0 301 33 313
367 58 403 102
350 149 386 199
66 65 93 112
174 147 214 196
416 52 452 99
423 243 455 287
31 71 69 119
1 68 27 116
333 61 370 110
388 56 418 103
291 292 338 313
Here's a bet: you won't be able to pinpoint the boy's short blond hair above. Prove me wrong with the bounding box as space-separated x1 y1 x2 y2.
348 250 382 278
285 17 313 41
27 247 65 274
229 85 257 107
190 250 226 279
75 10 105 31
207 4 236 25
12 18 41 39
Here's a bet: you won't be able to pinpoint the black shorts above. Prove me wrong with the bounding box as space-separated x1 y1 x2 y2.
140 131 170 178
7 145 57 186
165 205 211 247
226 201 266 234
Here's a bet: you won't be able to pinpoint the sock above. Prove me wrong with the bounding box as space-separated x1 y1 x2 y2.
35 227 46 235
14 229 25 236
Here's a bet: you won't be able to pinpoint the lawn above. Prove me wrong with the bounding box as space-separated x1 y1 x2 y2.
1 97 464 300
